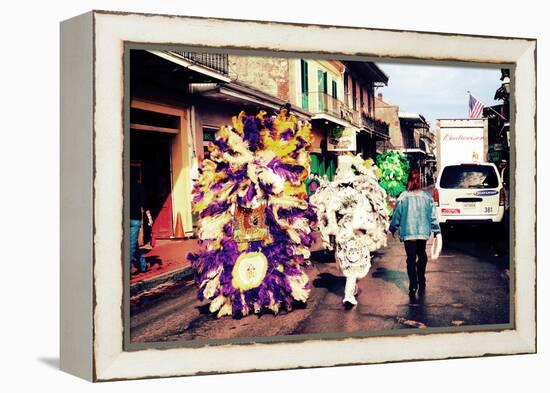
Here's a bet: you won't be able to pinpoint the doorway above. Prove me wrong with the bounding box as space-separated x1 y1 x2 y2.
130 131 174 240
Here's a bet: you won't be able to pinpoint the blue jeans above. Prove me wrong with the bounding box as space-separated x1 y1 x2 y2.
130 219 147 273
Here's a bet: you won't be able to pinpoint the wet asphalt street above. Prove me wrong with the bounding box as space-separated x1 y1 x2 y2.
130 225 510 344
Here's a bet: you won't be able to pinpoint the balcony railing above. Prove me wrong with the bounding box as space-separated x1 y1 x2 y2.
303 92 389 137
341 105 361 126
171 51 229 75
304 91 361 123
401 129 431 152
303 91 341 118
360 113 389 137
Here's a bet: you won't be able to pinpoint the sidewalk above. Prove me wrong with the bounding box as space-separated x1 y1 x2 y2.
131 238 199 294
131 232 326 296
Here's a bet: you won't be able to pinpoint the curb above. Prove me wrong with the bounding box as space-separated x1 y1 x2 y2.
130 265 194 297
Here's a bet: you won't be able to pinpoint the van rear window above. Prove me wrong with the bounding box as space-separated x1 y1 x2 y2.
440 164 499 189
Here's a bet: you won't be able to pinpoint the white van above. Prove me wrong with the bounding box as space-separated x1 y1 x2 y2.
434 162 505 225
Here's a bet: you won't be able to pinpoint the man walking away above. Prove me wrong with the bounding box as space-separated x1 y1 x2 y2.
389 170 441 297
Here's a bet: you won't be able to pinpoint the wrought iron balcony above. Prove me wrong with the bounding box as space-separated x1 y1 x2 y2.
302 91 341 117
171 51 229 75
303 91 360 123
360 112 390 138
302 92 389 139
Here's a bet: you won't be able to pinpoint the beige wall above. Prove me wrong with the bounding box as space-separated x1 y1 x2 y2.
229 55 291 101
193 101 238 164
375 97 402 148
171 109 194 235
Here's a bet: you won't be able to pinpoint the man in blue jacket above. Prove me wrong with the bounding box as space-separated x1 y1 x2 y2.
389 170 441 297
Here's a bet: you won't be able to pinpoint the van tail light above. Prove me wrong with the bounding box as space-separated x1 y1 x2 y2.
433 188 439 206
499 188 505 206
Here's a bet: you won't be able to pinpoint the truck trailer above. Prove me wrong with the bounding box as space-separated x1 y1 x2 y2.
435 118 488 172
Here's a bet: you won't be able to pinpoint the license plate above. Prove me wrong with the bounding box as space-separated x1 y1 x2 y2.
463 202 476 208
441 208 461 214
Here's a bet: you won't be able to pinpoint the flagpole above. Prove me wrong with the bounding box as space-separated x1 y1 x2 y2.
486 104 507 122
468 91 507 121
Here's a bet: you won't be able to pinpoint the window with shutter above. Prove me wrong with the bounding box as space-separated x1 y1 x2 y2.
300 59 309 110
318 70 328 112
343 71 349 106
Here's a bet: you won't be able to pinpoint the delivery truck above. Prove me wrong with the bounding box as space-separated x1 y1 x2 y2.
435 118 489 170
434 118 505 225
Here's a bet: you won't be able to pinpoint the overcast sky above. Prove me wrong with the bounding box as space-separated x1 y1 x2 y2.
375 62 503 128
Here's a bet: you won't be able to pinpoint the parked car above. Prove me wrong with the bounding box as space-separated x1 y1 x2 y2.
434 162 505 226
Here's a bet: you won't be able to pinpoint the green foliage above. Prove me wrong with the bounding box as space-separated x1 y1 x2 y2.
327 125 344 138
375 150 410 198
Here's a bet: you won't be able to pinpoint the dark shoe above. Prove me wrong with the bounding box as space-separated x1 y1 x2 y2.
343 299 356 310
343 296 358 306
343 303 355 310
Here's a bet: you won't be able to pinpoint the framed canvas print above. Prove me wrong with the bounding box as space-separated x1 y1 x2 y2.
60 10 536 382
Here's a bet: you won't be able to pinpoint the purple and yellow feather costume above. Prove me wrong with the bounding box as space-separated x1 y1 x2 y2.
189 109 317 318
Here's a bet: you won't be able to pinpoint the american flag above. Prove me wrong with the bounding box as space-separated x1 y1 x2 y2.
468 94 484 119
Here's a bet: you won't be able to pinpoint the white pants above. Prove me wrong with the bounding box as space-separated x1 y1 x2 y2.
344 274 358 303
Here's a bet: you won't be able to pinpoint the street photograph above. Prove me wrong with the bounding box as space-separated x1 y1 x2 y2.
127 49 511 345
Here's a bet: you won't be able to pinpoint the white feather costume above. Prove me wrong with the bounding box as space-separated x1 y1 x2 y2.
310 154 389 305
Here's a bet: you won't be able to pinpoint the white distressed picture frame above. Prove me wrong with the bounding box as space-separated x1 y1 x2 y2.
60 10 536 381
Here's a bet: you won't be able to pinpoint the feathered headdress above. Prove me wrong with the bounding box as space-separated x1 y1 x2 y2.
189 109 317 318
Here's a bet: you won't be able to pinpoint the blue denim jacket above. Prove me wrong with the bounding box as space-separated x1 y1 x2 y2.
389 190 441 241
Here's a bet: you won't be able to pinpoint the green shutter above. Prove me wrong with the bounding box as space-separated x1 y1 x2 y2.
344 72 348 103
318 70 328 111
310 153 320 175
332 80 337 99
310 153 326 177
327 155 336 181
301 60 309 110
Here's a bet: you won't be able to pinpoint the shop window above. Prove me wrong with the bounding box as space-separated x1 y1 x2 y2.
203 127 216 142
202 126 218 160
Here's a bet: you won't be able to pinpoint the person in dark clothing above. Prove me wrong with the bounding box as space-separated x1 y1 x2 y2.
389 170 441 297
130 174 153 273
